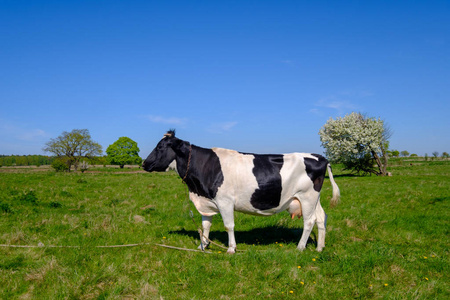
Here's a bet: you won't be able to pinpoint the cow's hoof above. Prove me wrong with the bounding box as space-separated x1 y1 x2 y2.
297 246 306 252
226 247 236 254
197 242 209 251
317 247 324 252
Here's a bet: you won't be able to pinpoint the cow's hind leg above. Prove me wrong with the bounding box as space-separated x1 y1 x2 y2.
197 215 212 250
217 201 237 254
315 199 327 252
297 192 319 251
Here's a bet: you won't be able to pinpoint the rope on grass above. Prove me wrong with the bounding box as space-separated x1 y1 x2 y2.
0 243 150 249
0 242 217 253
154 243 213 253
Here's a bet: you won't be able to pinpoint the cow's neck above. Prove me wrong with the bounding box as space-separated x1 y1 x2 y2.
174 143 207 195
173 143 224 199
173 140 193 181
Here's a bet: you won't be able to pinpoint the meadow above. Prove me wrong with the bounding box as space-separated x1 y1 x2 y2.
0 159 448 299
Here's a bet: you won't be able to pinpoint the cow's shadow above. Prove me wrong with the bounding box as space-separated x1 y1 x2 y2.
170 225 316 248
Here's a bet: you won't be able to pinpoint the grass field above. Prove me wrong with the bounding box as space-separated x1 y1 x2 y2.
0 160 448 299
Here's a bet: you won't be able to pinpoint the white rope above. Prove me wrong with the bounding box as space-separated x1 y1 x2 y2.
154 243 212 253
0 243 151 249
0 242 217 253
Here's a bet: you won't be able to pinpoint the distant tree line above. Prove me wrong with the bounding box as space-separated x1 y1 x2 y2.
0 155 54 167
0 155 110 168
387 150 449 159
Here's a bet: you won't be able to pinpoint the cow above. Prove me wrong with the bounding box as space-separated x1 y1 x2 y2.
142 130 340 254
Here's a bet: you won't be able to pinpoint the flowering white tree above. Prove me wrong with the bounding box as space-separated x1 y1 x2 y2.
319 112 391 176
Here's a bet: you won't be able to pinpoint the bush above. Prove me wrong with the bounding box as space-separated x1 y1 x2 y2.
79 161 89 173
18 191 38 205
49 201 62 208
0 201 13 213
51 159 68 172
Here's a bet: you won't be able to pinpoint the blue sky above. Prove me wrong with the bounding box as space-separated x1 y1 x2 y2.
1 0 449 157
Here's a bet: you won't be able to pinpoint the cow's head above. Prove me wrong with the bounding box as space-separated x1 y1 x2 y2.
142 130 178 172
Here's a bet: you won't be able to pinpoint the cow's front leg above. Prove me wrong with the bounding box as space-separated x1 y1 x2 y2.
197 215 212 250
218 202 237 254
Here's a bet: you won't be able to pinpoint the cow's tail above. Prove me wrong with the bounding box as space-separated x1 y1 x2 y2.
327 163 340 207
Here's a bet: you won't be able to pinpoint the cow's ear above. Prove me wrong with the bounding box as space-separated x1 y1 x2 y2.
170 138 186 151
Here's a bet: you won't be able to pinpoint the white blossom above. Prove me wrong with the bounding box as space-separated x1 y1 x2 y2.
319 112 389 175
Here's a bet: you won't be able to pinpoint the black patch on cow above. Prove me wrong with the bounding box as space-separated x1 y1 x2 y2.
180 146 224 199
304 154 328 192
250 155 284 210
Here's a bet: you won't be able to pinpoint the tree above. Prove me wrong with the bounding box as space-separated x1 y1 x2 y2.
319 112 392 176
432 151 439 159
400 150 410 157
43 129 102 171
106 137 142 168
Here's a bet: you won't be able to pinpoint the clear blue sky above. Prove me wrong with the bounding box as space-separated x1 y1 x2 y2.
1 0 449 157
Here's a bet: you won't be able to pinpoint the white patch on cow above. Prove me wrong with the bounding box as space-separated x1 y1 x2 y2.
165 160 177 172
277 153 319 215
280 153 318 197
212 148 260 214
189 192 219 216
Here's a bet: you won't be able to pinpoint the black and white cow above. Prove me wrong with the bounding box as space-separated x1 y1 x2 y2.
143 130 340 254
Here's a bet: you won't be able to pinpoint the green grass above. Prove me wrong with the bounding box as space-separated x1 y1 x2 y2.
0 160 448 299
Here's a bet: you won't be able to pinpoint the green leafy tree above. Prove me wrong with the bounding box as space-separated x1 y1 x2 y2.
400 150 410 157
319 112 392 176
106 137 142 168
43 129 102 171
